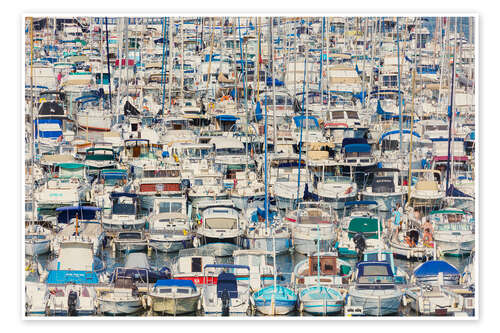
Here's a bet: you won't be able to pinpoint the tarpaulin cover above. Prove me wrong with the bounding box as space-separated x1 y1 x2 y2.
154 279 196 290
413 260 460 277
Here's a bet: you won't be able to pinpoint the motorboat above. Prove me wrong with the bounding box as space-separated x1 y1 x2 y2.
148 279 201 315
102 192 146 230
347 261 403 316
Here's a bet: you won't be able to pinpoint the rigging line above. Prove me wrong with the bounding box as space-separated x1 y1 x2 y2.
105 18 113 112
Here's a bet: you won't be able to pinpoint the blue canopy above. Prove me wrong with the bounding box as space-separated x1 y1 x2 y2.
413 260 460 277
344 143 371 153
215 115 239 122
154 279 196 290
379 129 421 144
345 201 378 206
55 206 101 224
110 192 137 199
293 115 319 129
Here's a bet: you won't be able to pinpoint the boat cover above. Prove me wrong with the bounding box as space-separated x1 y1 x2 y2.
413 260 460 277
154 279 197 290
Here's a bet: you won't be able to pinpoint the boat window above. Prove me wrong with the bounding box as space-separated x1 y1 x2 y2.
171 202 183 213
362 265 389 276
113 201 136 215
346 111 359 119
216 148 245 156
160 288 172 294
191 257 202 273
194 179 203 186
176 288 190 294
330 111 345 120
118 232 142 240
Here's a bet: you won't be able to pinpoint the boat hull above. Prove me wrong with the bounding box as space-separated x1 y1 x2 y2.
151 295 200 315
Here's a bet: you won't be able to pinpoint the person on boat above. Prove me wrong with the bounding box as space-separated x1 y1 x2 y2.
423 228 434 248
422 218 434 234
391 203 402 241
404 231 416 248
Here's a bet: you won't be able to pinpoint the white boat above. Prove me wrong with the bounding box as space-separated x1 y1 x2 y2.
409 169 445 209
202 264 251 315
25 281 50 316
35 163 91 210
347 261 403 316
25 224 52 256
195 202 245 257
171 248 218 286
102 192 146 230
148 197 193 253
286 202 338 255
360 168 407 211
148 279 201 315
52 206 105 255
98 272 143 316
430 208 475 256
112 231 148 253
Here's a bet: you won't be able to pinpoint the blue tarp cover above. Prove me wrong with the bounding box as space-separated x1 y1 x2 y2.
215 115 239 122
154 279 196 290
414 260 460 277
342 137 368 148
293 116 319 129
47 270 99 284
344 143 371 153
217 272 238 299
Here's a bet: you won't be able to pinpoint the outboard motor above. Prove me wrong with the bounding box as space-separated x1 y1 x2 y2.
67 291 78 316
353 232 366 262
221 289 230 317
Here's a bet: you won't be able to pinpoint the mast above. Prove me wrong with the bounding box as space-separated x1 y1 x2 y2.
167 17 174 111
160 17 167 117
445 22 457 195
270 17 277 148
29 17 35 223
264 95 269 229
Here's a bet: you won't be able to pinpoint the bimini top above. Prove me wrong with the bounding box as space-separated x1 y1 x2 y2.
110 192 138 199
379 129 421 144
56 162 86 169
154 279 197 290
55 206 101 224
344 143 371 153
413 260 460 277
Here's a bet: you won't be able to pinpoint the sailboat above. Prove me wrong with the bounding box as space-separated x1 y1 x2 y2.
251 94 297 316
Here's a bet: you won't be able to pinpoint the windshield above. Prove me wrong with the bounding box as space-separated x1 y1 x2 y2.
158 201 183 214
216 148 245 156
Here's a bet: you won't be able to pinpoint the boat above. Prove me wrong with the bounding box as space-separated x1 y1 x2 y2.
408 169 445 210
97 269 143 316
293 252 351 315
202 264 251 315
286 202 338 255
25 224 52 257
195 202 244 257
102 192 146 230
52 206 105 255
44 240 100 316
347 261 403 316
360 168 407 211
35 163 92 210
148 197 193 252
405 260 464 316
170 248 218 286
112 231 148 253
232 249 276 291
337 201 384 258
430 208 475 256
148 279 201 315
